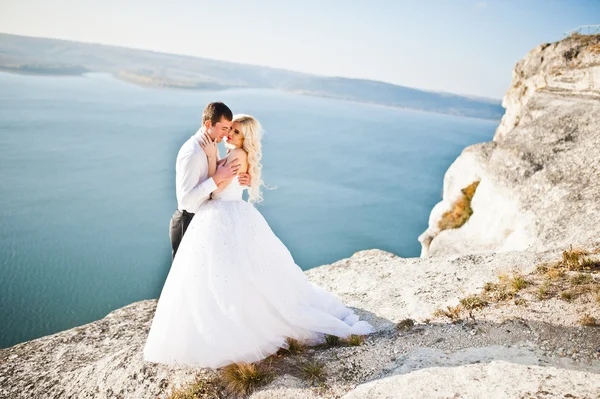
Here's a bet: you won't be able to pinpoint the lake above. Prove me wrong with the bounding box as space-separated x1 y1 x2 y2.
0 72 498 348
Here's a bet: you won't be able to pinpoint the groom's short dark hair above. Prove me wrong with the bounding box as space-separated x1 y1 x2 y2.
202 102 233 126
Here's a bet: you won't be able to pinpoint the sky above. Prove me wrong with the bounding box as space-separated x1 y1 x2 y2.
0 0 599 99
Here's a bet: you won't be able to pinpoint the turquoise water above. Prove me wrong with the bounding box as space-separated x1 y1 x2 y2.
0 72 498 348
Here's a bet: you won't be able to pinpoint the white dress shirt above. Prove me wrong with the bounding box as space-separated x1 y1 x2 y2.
175 131 218 213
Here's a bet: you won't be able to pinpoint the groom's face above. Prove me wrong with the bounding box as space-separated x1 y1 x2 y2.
206 117 233 143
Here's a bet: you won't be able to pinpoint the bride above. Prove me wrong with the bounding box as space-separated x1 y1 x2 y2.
143 114 374 369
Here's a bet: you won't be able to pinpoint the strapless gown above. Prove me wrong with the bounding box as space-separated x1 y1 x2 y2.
143 179 374 368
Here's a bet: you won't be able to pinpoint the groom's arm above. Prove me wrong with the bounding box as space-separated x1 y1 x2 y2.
178 153 217 212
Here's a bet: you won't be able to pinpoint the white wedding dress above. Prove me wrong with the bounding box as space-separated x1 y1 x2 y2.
143 179 374 368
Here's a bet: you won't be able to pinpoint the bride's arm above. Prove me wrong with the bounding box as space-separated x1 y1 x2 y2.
206 156 217 179
200 134 218 178
214 148 248 193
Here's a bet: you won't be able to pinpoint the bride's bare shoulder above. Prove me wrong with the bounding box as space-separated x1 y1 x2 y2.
227 147 248 172
227 147 248 161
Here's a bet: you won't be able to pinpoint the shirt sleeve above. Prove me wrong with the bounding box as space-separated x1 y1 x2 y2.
178 152 218 212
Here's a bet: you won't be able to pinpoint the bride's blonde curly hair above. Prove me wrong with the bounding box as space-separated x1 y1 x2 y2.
233 114 264 204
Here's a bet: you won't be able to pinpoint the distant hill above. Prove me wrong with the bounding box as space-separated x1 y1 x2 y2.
0 33 504 119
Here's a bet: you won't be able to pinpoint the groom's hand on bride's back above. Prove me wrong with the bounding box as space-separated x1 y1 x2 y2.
213 158 240 185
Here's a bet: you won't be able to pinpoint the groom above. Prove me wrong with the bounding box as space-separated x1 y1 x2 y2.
170 101 251 259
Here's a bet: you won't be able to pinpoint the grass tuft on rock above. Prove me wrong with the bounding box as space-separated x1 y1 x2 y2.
324 334 340 347
568 32 600 46
579 314 598 327
509 275 530 291
220 362 274 397
560 291 574 302
571 273 593 285
396 318 416 331
481 275 520 301
433 305 463 322
459 295 488 311
560 245 600 272
345 334 365 346
562 246 590 271
279 337 306 356
296 360 326 386
166 376 223 399
582 258 600 270
537 283 550 300
437 245 600 324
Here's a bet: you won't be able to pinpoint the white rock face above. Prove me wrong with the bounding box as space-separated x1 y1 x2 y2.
4 248 592 399
496 37 600 141
418 150 536 257
420 34 600 258
305 249 545 327
343 361 600 399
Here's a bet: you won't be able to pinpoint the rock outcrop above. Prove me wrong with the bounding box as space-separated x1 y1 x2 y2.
1 248 599 398
419 34 600 258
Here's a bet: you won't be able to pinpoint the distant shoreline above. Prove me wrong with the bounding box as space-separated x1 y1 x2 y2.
0 65 88 76
0 33 504 120
0 69 502 122
114 70 236 91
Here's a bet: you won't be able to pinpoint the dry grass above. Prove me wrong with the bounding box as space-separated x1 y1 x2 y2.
538 263 565 280
568 32 600 46
560 291 574 302
537 282 550 300
459 295 488 311
559 246 600 272
296 360 327 386
220 362 274 397
433 305 463 322
528 247 600 304
582 258 600 270
438 181 480 231
571 273 594 285
344 334 365 346
166 376 223 399
514 298 527 306
562 246 590 270
509 275 530 291
443 247 600 321
396 318 416 331
579 314 598 327
444 279 525 320
279 337 306 356
459 295 489 319
481 273 528 302
587 43 600 54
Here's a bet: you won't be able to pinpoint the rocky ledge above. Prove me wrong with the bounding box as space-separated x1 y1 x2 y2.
419 33 600 258
1 246 599 398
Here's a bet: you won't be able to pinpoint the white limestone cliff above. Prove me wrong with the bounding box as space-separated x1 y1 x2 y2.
420 34 600 258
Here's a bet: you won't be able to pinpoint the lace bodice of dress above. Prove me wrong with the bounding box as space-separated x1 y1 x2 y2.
212 178 246 201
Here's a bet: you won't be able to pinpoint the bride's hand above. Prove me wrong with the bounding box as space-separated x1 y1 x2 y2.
200 133 218 160
238 172 251 187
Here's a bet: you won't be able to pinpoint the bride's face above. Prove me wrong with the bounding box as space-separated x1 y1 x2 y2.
226 122 245 148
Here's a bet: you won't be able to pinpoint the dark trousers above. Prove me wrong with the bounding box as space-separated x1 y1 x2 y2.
169 209 195 260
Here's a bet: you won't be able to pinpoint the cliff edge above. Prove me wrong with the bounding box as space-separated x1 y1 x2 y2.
419 33 600 258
